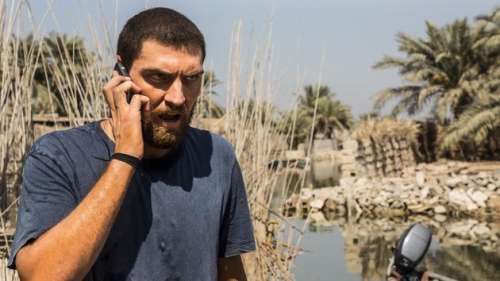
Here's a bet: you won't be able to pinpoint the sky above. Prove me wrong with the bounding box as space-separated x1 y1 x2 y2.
21 0 499 117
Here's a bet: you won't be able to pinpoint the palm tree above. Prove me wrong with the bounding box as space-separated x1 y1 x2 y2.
0 34 46 112
196 70 225 118
4 33 94 116
474 7 500 70
438 8 500 157
39 32 94 116
439 80 500 157
374 8 500 159
358 112 379 122
372 19 484 123
233 99 279 127
287 84 353 147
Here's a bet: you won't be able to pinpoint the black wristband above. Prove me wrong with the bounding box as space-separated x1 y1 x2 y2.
111 153 141 168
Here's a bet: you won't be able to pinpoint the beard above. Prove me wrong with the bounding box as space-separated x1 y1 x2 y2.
141 104 194 150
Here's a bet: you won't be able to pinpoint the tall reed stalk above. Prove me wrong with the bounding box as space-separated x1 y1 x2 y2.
0 1 39 280
219 22 299 280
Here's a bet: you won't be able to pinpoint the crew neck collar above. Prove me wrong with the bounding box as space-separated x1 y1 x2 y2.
92 120 185 164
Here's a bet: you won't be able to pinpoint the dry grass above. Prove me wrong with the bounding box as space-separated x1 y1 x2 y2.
0 2 35 280
351 117 420 144
217 22 301 280
0 1 305 280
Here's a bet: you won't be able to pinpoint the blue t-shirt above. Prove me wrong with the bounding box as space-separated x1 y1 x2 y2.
8 121 256 281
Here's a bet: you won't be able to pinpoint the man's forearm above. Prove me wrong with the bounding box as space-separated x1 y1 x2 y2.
16 160 135 281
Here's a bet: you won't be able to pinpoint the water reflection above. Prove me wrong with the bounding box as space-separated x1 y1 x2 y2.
428 245 500 281
288 216 500 281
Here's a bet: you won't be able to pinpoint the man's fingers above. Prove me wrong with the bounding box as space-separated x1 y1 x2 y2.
104 75 130 94
130 95 151 112
113 80 135 109
103 73 130 112
105 71 130 87
126 80 141 94
104 76 130 105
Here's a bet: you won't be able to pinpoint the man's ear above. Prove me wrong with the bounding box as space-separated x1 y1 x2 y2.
116 55 123 63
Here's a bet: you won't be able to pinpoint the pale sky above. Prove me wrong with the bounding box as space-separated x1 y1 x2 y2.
24 0 499 117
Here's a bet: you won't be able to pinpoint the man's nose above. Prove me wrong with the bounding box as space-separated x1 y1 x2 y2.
164 77 186 107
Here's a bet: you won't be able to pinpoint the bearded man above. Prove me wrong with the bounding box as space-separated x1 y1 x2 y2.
8 7 255 281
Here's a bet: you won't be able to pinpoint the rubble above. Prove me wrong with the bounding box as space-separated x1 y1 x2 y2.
283 161 500 220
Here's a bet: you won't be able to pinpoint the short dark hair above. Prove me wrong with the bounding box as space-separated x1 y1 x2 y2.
117 7 206 69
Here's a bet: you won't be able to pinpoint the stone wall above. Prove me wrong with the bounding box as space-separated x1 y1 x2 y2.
339 137 415 179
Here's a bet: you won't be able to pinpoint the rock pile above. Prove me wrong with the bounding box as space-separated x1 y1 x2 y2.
283 161 500 220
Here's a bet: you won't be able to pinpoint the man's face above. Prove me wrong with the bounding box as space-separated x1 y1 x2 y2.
127 40 203 150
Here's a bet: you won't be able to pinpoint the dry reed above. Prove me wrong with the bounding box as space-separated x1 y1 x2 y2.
0 1 305 280
351 117 420 144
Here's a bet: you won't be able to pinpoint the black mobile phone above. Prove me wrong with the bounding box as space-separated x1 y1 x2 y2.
113 62 134 103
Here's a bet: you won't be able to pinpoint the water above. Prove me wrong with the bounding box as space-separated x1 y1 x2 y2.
282 217 500 281
292 222 361 281
2 216 499 281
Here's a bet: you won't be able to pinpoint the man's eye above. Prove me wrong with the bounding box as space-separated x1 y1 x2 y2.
150 74 164 81
146 74 169 87
184 74 201 82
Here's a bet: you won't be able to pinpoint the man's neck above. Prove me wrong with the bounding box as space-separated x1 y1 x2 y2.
143 143 172 159
100 119 171 159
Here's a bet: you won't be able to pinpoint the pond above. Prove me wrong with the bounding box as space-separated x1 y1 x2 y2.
282 216 500 281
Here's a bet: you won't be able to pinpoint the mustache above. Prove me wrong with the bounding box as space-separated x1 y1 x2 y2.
158 111 183 118
150 106 186 118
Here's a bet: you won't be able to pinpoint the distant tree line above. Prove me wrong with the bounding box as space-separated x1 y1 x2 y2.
8 7 499 161
9 32 353 150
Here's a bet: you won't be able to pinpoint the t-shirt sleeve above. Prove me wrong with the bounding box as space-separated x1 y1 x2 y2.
218 160 256 258
7 147 77 269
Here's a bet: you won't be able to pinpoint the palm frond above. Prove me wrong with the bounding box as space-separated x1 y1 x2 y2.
372 85 421 113
439 95 500 150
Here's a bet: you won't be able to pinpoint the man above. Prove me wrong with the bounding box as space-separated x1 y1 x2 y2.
8 7 255 281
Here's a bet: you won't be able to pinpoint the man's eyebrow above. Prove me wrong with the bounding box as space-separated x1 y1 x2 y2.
140 68 204 76
184 70 204 76
140 68 174 76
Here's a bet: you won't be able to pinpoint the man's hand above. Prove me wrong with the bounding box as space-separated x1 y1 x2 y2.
218 255 247 281
102 71 150 159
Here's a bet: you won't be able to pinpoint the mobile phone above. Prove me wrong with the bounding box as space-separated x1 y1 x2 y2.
113 62 134 103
